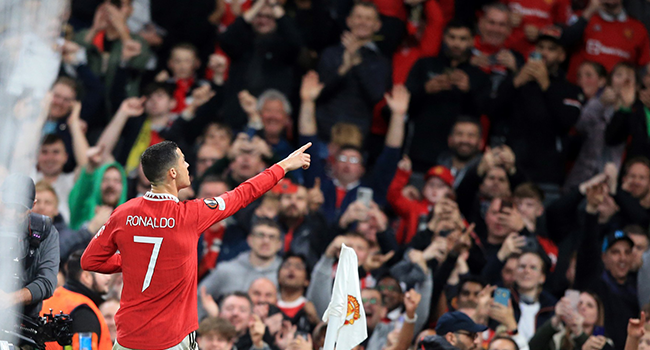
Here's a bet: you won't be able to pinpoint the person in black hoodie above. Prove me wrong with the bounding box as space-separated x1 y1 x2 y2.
405 20 490 173
491 26 584 189
575 184 640 350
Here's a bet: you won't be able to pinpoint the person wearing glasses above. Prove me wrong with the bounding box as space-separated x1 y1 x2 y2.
419 311 487 350
198 218 284 320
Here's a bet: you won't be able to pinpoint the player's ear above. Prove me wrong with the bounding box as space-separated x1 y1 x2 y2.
170 167 177 180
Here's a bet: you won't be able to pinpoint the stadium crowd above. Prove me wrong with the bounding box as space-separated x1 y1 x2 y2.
10 0 650 348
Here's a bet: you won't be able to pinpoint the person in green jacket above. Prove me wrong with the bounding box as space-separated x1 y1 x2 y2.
68 160 128 230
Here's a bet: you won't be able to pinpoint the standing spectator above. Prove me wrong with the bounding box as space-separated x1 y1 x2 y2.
276 253 319 332
565 62 627 190
219 0 302 130
576 184 640 350
74 0 152 114
199 219 283 320
620 158 650 208
405 20 490 173
239 89 294 159
316 1 392 139
565 0 650 82
494 27 583 188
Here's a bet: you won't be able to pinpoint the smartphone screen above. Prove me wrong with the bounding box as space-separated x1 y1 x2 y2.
357 187 373 207
494 288 510 307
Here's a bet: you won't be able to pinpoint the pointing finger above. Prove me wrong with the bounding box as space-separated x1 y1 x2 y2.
297 142 312 153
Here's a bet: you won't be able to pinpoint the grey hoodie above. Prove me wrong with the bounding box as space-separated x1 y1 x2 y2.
198 251 282 320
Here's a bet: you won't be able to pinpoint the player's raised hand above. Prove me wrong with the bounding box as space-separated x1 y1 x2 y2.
278 142 312 173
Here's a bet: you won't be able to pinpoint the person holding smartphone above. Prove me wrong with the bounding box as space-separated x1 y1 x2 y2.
529 291 613 350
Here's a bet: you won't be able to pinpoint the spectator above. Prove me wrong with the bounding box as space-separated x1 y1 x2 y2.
405 20 490 173
576 61 608 101
362 287 388 336
99 298 119 344
33 181 108 263
157 43 211 114
315 1 391 139
451 276 485 311
239 89 294 159
199 219 283 320
565 0 650 82
300 72 406 224
471 4 523 93
494 27 583 189
488 335 520 350
529 291 614 350
218 292 277 350
41 251 113 350
218 0 302 130
432 310 488 350
196 144 226 179
35 130 88 223
624 225 650 271
197 176 231 280
74 0 152 112
566 62 629 190
438 117 484 188
576 184 640 350
387 156 455 244
620 157 650 209
605 64 650 162
276 253 319 332
68 149 128 230
197 317 238 350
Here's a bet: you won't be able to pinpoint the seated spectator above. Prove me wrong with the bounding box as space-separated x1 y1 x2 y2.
197 317 237 350
218 0 302 130
565 0 650 82
405 20 490 173
471 4 523 91
494 27 583 189
35 130 88 223
68 149 128 230
387 155 455 244
239 89 294 159
529 291 614 350
199 219 283 320
74 0 152 110
577 186 640 350
316 1 391 139
438 117 484 188
566 62 630 190
276 253 319 332
605 64 650 162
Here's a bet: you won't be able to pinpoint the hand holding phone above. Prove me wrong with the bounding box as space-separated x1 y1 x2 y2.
494 288 510 307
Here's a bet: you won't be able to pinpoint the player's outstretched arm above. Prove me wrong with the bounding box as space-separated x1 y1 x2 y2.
277 142 312 173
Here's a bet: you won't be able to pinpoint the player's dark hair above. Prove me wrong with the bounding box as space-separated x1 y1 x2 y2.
141 141 180 184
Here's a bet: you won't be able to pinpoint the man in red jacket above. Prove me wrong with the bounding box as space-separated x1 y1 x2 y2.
81 140 311 350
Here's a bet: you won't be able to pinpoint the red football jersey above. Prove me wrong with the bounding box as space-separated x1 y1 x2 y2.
567 12 650 82
503 0 573 56
81 165 285 349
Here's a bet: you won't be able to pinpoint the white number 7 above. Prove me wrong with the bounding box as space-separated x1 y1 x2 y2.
133 236 163 292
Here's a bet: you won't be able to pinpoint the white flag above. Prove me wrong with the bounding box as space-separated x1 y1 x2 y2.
321 243 367 350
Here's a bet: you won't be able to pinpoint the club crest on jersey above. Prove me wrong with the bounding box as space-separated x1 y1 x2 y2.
204 197 226 210
624 28 633 39
344 295 361 325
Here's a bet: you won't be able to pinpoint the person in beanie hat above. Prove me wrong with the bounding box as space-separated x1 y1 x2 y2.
387 155 456 244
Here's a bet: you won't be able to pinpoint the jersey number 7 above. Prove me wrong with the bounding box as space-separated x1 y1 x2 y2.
134 236 164 292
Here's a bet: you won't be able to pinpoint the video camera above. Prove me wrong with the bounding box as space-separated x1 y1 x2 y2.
0 310 73 350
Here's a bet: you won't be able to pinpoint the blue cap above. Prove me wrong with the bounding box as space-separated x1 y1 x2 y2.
435 311 488 335
602 230 634 253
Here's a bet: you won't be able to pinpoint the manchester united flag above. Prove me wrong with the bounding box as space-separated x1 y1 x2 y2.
322 243 367 350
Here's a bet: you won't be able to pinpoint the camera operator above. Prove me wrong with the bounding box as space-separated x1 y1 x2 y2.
0 174 59 319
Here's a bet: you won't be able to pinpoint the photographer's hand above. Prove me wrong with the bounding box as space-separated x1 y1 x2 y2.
0 288 32 308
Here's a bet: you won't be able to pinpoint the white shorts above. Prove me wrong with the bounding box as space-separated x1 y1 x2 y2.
113 332 197 350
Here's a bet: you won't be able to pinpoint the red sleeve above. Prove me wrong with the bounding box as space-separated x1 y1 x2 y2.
553 0 573 24
637 25 650 66
419 0 445 57
80 217 123 273
387 168 417 216
194 164 285 233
